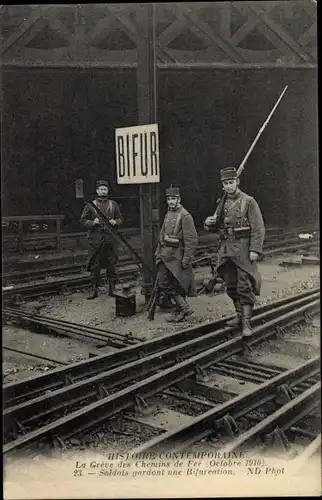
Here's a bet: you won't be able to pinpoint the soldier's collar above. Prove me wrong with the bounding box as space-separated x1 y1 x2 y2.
227 189 241 200
168 204 181 212
96 196 109 202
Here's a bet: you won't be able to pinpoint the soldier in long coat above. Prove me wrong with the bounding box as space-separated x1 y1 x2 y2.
80 180 123 299
155 186 198 322
204 167 265 337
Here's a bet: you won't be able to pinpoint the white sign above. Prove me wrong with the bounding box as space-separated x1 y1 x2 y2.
115 124 160 184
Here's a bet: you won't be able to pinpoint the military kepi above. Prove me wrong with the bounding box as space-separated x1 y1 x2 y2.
96 180 109 189
166 186 180 197
220 167 237 181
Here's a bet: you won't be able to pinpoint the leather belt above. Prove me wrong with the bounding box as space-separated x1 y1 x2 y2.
221 226 250 240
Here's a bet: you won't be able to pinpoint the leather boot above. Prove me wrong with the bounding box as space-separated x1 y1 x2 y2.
159 293 174 310
226 301 242 328
172 295 194 323
87 279 99 300
166 295 180 322
241 304 253 337
166 309 181 322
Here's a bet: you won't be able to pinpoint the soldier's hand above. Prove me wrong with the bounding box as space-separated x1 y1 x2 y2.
205 216 217 226
249 251 259 262
109 219 117 226
93 217 100 225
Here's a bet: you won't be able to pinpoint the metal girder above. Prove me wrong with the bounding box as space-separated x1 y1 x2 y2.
95 4 139 46
0 9 47 55
0 2 317 68
298 20 317 47
175 4 246 63
248 4 315 63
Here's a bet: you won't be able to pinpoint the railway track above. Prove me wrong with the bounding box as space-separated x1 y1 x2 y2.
2 229 319 285
3 288 319 457
3 346 67 366
2 239 319 304
129 357 320 455
2 227 301 254
3 307 143 349
3 287 318 406
2 243 215 287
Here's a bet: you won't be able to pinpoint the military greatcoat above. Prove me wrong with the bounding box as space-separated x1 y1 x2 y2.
155 206 198 296
80 198 123 273
214 190 265 295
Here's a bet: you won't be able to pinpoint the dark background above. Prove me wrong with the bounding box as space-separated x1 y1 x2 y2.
2 67 318 230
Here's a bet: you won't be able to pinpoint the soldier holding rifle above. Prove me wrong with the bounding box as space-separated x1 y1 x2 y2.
205 168 265 337
154 186 198 322
204 86 288 338
80 180 123 299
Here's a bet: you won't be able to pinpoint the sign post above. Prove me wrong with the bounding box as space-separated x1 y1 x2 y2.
115 123 160 297
115 124 160 185
118 2 159 301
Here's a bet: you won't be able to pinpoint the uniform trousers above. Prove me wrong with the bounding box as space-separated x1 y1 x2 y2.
88 240 118 281
157 262 185 297
220 258 255 306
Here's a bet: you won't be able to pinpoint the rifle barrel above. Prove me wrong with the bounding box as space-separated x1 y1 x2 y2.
87 201 152 275
212 85 288 219
237 85 288 177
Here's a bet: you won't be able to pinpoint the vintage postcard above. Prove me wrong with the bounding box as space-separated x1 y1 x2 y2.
2 2 320 499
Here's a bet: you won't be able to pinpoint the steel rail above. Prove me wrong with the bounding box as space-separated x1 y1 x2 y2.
129 357 320 454
5 239 311 299
2 227 291 255
280 257 320 268
3 238 319 289
3 295 319 455
264 241 319 256
2 264 139 300
2 242 216 285
2 252 142 284
209 361 319 388
3 307 140 346
221 383 321 454
4 293 318 437
191 241 320 267
3 347 67 365
3 288 319 407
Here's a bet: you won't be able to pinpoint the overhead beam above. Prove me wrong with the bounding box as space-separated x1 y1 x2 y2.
298 21 317 47
0 2 316 67
136 3 159 293
0 11 46 55
249 4 315 63
176 5 246 63
1 61 317 70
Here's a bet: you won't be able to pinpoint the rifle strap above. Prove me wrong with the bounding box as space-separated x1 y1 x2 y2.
173 211 183 236
93 198 112 216
240 195 252 226
162 210 183 238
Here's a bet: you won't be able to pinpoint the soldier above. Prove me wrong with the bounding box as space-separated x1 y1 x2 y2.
80 180 123 299
204 167 265 337
155 186 198 322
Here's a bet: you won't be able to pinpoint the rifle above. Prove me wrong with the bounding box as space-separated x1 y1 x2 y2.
86 200 153 277
208 85 288 232
146 274 160 321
